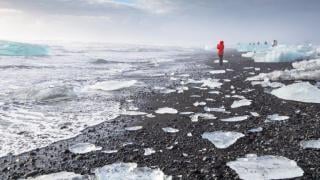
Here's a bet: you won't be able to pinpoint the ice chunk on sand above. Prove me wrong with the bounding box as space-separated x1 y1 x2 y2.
155 107 178 114
214 59 228 63
162 127 179 133
201 79 223 89
221 115 249 122
90 80 137 91
266 114 289 122
209 70 226 74
202 131 244 149
94 162 171 180
204 106 229 113
231 99 252 108
300 139 320 149
24 171 85 180
121 111 147 116
271 82 320 103
144 148 156 156
208 91 220 94
227 154 304 180
69 143 102 154
179 112 194 115
248 127 263 133
103 150 118 154
250 112 260 117
251 79 284 88
190 113 216 122
232 95 246 99
193 101 206 107
125 126 143 131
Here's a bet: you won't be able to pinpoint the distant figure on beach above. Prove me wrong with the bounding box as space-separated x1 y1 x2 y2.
217 40 224 66
272 40 278 47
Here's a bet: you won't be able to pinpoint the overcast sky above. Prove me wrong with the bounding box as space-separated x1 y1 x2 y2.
0 0 319 46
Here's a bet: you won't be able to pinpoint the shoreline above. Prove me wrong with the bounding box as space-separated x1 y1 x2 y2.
2 50 320 179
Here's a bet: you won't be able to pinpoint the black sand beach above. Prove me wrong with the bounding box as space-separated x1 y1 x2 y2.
1 50 320 179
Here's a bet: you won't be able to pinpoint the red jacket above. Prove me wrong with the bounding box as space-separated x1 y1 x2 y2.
217 41 224 56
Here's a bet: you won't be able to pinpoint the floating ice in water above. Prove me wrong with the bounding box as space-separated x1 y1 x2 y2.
204 106 229 113
202 131 245 149
300 139 320 149
231 95 245 99
125 126 143 131
266 114 289 122
94 162 171 180
179 111 194 115
24 171 85 180
250 112 260 117
190 113 216 122
231 99 252 108
271 82 320 103
201 79 223 89
155 107 178 114
221 115 249 122
227 154 304 180
90 80 137 91
0 40 48 56
162 127 179 133
144 148 156 156
248 127 263 133
209 70 226 74
69 143 102 154
193 101 206 107
213 59 228 63
248 59 320 82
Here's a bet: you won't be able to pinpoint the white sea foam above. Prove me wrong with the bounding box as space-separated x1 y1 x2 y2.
90 80 137 91
202 131 244 149
227 154 304 180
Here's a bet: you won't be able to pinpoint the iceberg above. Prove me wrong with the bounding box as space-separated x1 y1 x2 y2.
0 40 48 56
227 154 304 180
271 82 320 103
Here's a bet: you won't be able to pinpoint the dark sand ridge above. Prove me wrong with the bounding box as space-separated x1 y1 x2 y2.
1 50 320 179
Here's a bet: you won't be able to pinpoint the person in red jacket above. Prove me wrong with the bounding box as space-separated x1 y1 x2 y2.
217 40 224 66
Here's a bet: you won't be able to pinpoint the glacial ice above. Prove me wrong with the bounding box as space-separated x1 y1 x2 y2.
90 80 137 91
265 114 289 122
144 148 156 156
248 127 263 133
193 101 206 107
201 79 223 89
69 143 102 154
24 171 85 180
209 70 226 74
162 127 179 133
227 154 304 180
125 126 143 131
190 113 216 122
221 115 249 122
202 131 245 149
204 106 229 113
155 107 178 114
271 82 320 103
0 40 48 56
300 139 320 149
231 99 252 108
94 162 171 180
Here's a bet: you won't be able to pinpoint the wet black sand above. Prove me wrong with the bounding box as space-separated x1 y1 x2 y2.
1 50 320 179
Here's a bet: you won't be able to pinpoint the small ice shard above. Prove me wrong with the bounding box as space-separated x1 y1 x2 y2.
208 91 220 94
209 70 226 74
155 107 178 114
226 69 234 71
221 115 249 122
204 106 229 113
193 101 206 107
225 95 231 98
187 133 192 137
166 146 174 150
231 99 252 108
190 95 201 98
144 148 156 156
121 111 147 116
24 171 85 180
69 143 102 154
90 80 137 91
266 114 289 122
224 79 231 82
125 126 143 131
271 82 320 103
94 162 172 180
202 131 244 149
103 150 118 154
214 59 228 63
180 112 194 115
162 127 179 133
178 74 190 77
300 139 320 149
201 79 223 89
232 95 246 99
205 98 214 101
146 114 156 118
190 113 216 122
160 88 176 94
176 86 189 93
248 127 263 133
243 67 254 70
255 67 261 71
250 112 260 117
227 154 304 180
126 99 134 103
